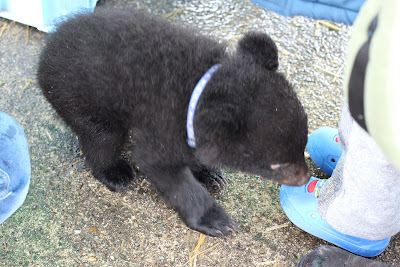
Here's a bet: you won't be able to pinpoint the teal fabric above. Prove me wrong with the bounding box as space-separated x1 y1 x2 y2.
0 0 98 32
251 0 366 25
0 111 31 224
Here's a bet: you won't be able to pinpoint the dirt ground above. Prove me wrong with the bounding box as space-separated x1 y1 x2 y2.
0 0 399 266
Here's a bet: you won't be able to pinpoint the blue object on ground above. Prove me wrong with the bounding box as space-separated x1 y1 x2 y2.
280 177 390 257
251 0 366 25
307 126 343 176
0 0 98 32
0 111 31 224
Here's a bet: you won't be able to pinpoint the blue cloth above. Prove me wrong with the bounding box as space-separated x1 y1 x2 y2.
0 111 31 224
251 0 366 25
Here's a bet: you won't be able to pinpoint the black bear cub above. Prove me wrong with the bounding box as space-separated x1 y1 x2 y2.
37 9 310 237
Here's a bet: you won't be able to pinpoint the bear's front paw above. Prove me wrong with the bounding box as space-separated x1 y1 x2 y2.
188 204 238 237
94 158 136 192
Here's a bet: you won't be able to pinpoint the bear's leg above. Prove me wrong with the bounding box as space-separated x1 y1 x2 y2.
190 164 228 193
132 131 236 236
74 119 135 192
142 164 236 236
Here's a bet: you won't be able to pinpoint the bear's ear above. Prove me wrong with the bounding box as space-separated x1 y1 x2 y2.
237 32 279 71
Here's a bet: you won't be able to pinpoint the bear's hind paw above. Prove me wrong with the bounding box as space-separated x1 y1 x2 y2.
94 158 136 192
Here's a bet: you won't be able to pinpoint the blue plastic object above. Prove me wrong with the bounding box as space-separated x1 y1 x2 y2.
0 111 31 224
307 126 343 176
280 177 391 257
0 0 98 32
251 0 365 25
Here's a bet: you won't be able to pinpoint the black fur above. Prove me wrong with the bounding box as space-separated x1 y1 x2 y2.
37 9 310 237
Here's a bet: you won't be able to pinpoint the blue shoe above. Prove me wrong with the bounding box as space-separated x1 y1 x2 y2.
0 111 31 224
307 127 343 176
280 177 390 257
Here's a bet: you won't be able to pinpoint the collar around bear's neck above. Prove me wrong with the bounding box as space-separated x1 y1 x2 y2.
186 64 221 148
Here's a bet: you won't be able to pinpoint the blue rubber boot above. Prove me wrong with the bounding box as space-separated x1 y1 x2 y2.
0 111 31 224
307 127 343 176
280 177 390 257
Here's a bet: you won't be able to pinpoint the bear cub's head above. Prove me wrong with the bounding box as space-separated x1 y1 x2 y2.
195 32 310 186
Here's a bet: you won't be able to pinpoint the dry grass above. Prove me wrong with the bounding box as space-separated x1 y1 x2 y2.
0 21 8 37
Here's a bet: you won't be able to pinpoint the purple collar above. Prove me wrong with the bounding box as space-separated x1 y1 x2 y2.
186 64 221 148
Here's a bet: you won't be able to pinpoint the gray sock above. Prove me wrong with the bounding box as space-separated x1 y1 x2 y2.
318 104 400 240
318 105 351 219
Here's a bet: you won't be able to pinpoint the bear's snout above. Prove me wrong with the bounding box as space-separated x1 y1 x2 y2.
269 161 311 186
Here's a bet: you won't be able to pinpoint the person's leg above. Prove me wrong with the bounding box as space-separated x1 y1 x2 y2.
280 103 400 256
318 104 400 240
0 111 31 224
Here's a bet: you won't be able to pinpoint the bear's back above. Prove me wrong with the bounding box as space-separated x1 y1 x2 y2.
38 9 226 128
